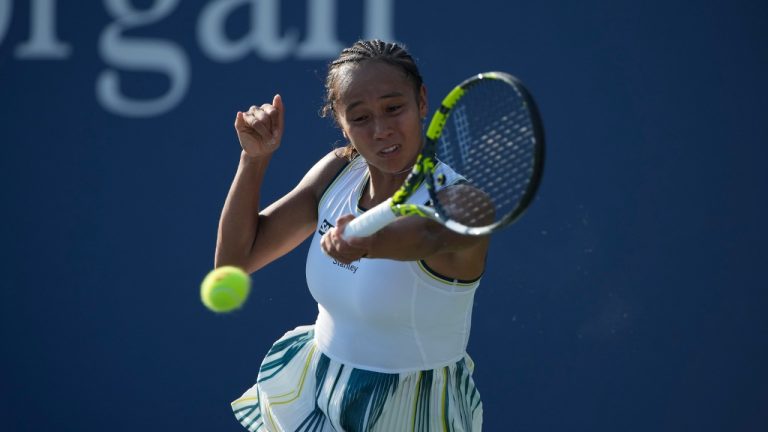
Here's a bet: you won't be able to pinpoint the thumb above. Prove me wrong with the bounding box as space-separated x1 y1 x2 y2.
272 94 285 139
336 214 355 227
335 214 356 236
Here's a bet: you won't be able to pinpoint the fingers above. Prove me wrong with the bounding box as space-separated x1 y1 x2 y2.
320 215 369 264
233 95 284 157
256 95 284 141
234 111 248 131
259 105 280 141
244 105 272 138
234 95 284 145
335 214 355 234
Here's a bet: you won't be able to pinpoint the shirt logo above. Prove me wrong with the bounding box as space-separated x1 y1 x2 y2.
332 259 359 274
318 219 334 236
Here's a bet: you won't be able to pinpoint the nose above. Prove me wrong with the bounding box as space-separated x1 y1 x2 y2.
372 116 394 140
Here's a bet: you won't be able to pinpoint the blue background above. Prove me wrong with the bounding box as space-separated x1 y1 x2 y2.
2 0 767 430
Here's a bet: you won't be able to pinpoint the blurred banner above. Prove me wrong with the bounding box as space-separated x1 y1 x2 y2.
2 0 395 116
2 1 767 431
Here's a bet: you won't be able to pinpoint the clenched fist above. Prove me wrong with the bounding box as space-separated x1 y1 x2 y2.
234 94 285 158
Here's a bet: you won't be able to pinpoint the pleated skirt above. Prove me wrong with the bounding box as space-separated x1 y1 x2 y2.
231 325 483 432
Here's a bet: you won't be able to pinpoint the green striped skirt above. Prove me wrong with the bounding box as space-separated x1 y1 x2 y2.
231 325 483 431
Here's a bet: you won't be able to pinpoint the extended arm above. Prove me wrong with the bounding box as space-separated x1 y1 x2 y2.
215 95 346 273
322 213 489 281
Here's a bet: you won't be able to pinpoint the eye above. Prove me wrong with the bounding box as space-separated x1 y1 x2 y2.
386 104 403 113
351 114 369 123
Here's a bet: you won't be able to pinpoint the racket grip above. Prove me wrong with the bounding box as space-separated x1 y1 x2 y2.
342 198 397 239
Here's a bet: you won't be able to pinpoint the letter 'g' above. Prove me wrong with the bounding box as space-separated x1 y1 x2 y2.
97 0 190 117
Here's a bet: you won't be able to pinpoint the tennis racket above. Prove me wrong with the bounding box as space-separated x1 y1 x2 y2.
343 71 545 239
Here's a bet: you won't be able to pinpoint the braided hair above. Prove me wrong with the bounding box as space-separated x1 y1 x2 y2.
321 40 423 159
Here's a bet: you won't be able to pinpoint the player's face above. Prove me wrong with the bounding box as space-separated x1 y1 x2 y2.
335 61 427 175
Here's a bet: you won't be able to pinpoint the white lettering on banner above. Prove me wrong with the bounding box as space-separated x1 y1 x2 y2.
364 0 394 42
295 0 342 58
15 0 71 58
199 0 394 62
97 0 190 117
2 0 396 118
198 0 300 62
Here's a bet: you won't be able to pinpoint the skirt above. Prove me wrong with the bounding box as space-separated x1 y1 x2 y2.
231 325 483 432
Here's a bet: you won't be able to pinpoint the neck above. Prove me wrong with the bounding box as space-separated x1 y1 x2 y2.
361 165 411 208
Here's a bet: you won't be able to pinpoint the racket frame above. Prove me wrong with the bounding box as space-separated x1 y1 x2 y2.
426 72 545 236
343 71 544 239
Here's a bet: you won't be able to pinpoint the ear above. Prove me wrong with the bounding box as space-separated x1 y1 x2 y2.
418 84 428 119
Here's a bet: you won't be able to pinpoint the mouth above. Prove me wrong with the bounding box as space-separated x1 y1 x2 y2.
378 144 400 157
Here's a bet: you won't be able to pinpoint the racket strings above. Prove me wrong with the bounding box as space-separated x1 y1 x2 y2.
435 79 538 229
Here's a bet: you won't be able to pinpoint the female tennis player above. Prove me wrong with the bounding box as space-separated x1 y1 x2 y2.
218 40 487 431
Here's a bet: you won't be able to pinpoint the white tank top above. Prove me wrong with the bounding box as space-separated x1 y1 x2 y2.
306 156 481 373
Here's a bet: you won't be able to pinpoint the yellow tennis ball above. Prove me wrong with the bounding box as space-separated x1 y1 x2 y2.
200 266 251 313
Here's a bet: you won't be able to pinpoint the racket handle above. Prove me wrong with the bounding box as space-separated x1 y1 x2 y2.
342 198 397 239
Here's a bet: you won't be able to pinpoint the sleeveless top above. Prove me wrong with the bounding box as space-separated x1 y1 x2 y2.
305 156 481 373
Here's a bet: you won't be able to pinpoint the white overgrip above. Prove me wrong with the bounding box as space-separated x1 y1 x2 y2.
342 198 398 239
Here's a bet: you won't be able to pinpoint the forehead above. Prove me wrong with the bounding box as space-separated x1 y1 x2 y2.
335 61 413 107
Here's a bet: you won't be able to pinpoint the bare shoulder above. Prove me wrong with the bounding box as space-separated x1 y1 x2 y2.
250 149 351 271
261 148 349 218
299 148 351 202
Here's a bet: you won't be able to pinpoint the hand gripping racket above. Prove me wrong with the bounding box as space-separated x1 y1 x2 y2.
343 71 545 238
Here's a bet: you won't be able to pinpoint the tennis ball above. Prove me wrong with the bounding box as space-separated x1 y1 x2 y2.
200 266 251 313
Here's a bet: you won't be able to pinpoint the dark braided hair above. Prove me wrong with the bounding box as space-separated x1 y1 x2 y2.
321 40 424 159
